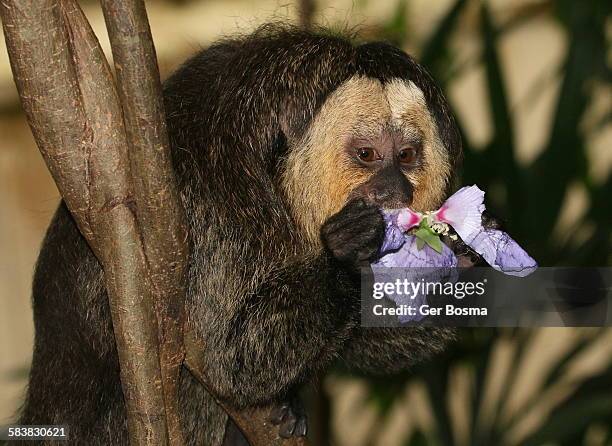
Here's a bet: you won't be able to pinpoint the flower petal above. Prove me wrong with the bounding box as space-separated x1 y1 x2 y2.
373 235 458 268
434 185 485 244
468 229 538 276
380 210 408 254
372 236 458 322
396 208 422 231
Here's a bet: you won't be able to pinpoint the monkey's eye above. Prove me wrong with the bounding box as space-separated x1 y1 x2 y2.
356 147 379 163
398 148 416 165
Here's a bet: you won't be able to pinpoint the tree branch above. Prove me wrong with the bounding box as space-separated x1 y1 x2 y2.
0 1 187 444
298 0 316 29
98 1 189 444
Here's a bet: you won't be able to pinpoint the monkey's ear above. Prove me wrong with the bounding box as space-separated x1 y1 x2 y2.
278 96 315 144
269 130 289 170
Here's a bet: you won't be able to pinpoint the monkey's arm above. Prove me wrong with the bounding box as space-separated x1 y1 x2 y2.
198 254 358 408
339 327 455 374
196 199 383 408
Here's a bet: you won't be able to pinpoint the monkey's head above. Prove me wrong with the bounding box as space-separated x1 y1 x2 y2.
279 39 462 244
283 74 460 244
165 26 462 248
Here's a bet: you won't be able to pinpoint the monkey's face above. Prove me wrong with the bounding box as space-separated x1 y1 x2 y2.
283 76 453 245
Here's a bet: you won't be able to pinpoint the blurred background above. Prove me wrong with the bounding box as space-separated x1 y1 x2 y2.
0 0 610 444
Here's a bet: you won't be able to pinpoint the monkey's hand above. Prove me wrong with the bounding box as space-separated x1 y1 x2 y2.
268 395 308 438
321 198 385 271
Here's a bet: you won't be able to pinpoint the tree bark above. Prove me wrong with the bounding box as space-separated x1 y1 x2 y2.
0 1 188 445
99 1 189 444
1 1 312 444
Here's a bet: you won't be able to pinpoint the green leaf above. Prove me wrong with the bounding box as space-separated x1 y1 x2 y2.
427 235 444 253
416 236 425 250
414 227 443 253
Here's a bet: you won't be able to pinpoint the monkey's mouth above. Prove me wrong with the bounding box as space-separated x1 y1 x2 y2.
361 196 413 211
347 188 413 210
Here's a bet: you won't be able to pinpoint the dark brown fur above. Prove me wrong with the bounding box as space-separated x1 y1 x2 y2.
20 25 460 445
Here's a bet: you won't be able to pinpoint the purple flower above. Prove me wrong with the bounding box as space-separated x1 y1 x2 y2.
468 229 537 277
375 185 537 275
380 210 408 253
375 235 457 268
371 185 537 322
372 236 457 322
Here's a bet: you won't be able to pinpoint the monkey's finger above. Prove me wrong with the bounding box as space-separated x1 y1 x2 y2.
323 209 383 243
294 416 308 437
331 202 381 224
269 404 290 425
278 413 297 438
